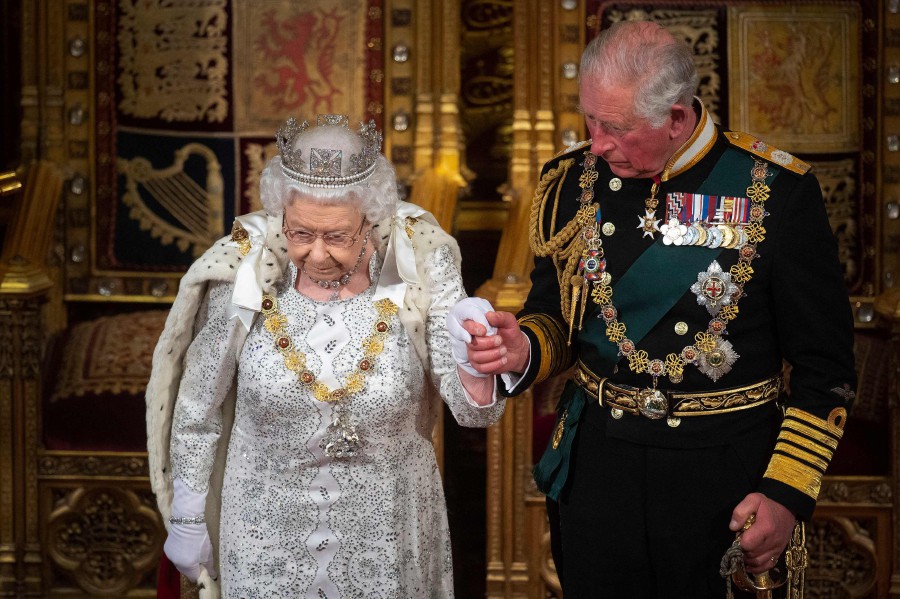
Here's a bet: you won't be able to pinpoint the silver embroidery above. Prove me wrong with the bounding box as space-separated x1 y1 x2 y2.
169 244 504 597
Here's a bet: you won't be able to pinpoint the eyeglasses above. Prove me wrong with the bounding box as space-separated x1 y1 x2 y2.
282 219 365 248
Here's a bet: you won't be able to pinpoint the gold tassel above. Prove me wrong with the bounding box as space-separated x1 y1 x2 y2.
577 279 589 332
567 276 583 345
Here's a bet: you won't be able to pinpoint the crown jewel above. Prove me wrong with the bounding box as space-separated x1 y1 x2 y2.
275 115 383 188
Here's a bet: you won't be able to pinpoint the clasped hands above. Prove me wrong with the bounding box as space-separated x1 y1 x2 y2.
447 298 529 378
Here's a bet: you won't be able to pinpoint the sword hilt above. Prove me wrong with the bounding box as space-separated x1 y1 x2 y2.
729 514 787 598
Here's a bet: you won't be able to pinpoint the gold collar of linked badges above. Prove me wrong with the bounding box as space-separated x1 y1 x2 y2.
591 159 772 385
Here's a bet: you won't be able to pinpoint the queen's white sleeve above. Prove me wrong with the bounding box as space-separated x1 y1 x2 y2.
169 281 244 494
425 244 506 427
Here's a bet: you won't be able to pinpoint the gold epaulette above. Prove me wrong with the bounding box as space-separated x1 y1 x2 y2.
553 139 591 159
725 131 810 175
518 313 572 384
763 407 847 500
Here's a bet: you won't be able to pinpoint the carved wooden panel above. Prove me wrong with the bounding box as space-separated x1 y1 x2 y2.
43 484 162 596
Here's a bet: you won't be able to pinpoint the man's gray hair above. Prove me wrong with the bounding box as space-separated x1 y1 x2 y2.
580 21 699 128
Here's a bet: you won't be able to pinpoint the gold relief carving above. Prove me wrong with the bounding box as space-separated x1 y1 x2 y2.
46 487 162 595
39 454 149 477
0 298 45 379
234 1 369 131
603 9 721 124
243 142 279 212
819 477 892 505
810 159 858 285
117 0 228 122
118 143 225 258
0 302 17 380
460 0 515 115
461 0 513 29
806 517 877 597
727 5 860 153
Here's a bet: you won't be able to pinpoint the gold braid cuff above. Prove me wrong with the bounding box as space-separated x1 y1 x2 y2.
763 407 847 500
519 313 572 384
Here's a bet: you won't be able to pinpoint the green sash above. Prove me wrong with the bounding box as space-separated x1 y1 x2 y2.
532 382 585 500
583 148 777 365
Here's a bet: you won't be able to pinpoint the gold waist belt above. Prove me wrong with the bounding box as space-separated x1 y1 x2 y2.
575 360 782 420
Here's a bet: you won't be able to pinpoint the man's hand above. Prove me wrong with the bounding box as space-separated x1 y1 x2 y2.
461 310 530 375
729 492 795 574
447 299 530 377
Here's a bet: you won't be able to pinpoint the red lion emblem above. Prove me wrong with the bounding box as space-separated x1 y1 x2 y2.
254 9 343 113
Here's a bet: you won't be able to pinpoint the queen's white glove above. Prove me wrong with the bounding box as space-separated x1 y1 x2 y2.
447 297 497 377
164 478 217 582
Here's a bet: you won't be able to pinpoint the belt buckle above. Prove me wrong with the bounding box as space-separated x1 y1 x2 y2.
636 388 668 420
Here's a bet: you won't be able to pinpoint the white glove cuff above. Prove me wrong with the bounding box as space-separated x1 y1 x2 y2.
172 478 208 521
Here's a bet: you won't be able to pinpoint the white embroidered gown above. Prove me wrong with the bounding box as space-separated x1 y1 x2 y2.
170 245 504 598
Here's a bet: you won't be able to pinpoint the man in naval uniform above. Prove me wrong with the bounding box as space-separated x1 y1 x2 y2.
447 20 856 598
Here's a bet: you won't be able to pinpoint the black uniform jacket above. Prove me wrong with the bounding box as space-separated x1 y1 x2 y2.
504 101 857 519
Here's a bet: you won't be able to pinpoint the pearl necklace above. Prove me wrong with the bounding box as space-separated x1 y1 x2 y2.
305 228 372 300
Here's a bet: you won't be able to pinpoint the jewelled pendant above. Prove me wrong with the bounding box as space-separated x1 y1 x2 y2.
320 407 361 459
636 388 668 420
637 176 664 239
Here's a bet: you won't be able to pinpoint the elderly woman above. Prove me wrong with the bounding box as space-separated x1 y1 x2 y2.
146 115 505 598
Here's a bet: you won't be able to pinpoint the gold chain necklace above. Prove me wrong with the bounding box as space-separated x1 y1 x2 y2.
260 292 399 458
261 293 399 403
576 151 772 392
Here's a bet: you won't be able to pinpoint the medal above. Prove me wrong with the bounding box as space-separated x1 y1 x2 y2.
637 211 661 238
660 218 688 246
682 224 698 246
636 173 669 240
706 224 723 248
718 224 735 248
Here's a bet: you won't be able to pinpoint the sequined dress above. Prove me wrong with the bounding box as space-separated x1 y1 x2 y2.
170 246 503 598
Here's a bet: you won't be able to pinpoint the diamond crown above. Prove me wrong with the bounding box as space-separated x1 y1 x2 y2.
275 115 383 188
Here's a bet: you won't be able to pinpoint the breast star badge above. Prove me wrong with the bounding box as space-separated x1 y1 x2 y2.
690 260 739 316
